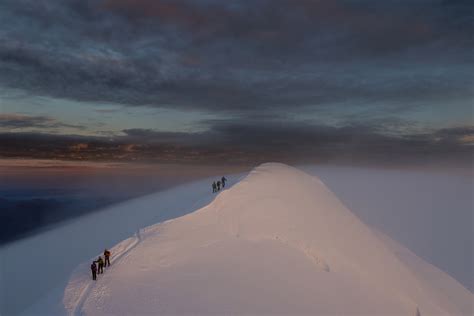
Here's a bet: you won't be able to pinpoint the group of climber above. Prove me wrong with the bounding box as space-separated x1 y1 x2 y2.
212 176 227 193
89 177 228 280
90 249 111 281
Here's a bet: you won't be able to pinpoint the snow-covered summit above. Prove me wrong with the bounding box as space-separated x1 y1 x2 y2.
64 163 472 315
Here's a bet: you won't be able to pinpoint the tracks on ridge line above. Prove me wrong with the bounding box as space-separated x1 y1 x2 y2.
70 232 142 316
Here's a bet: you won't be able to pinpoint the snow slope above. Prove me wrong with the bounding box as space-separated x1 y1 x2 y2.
301 165 473 291
64 163 473 315
0 173 244 316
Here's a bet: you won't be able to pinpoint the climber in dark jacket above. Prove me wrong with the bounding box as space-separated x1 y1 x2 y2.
221 176 227 188
96 256 104 274
104 249 111 267
91 261 97 280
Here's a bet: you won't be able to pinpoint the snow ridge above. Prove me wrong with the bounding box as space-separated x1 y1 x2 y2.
65 232 142 316
64 163 473 315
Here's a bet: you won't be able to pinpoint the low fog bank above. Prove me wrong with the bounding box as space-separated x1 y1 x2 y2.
302 165 473 291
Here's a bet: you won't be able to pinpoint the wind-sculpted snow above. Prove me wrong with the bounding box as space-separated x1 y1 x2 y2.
64 163 473 315
0 173 245 316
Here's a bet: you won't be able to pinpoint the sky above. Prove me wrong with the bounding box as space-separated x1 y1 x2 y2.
0 0 473 166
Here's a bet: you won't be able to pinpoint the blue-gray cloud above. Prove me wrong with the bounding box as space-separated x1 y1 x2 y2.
1 122 472 166
0 114 84 130
0 0 472 117
0 0 472 166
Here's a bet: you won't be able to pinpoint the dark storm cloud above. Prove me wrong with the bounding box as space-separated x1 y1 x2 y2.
0 114 84 130
0 0 472 114
1 121 472 165
122 128 209 144
433 126 474 144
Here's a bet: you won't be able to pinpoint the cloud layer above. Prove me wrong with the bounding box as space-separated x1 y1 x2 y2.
0 0 472 165
1 0 472 115
1 122 472 166
0 114 84 130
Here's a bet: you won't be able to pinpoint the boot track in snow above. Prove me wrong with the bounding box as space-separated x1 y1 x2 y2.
70 232 142 316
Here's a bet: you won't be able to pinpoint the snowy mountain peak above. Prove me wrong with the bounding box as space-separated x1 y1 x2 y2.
64 163 473 315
